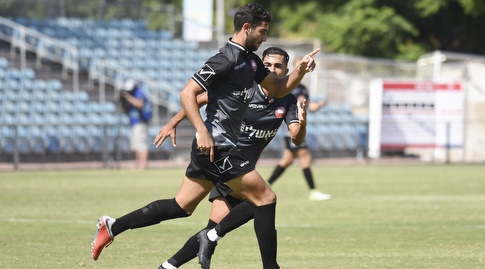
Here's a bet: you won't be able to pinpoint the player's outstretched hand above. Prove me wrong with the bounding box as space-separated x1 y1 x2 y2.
299 48 320 73
154 123 177 148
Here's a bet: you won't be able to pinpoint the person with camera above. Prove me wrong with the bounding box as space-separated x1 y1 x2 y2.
120 79 152 170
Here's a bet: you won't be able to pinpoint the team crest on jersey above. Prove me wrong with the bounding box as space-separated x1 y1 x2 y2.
197 64 215 81
251 60 257 72
275 107 286 118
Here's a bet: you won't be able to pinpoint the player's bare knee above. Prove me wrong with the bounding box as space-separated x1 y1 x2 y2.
261 188 277 204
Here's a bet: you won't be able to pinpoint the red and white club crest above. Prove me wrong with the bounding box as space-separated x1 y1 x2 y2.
251 59 257 72
275 107 286 118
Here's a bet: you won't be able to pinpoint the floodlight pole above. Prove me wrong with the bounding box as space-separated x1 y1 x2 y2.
216 0 225 48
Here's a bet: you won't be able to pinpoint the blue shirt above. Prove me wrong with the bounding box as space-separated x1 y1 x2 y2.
127 86 152 125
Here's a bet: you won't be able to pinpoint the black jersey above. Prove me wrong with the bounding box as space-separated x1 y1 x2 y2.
192 39 270 147
238 84 299 163
291 84 310 100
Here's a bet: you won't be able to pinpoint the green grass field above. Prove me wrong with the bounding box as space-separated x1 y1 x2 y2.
1 163 484 269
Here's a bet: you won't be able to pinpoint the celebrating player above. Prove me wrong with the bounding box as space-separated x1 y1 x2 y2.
154 46 306 269
91 3 319 269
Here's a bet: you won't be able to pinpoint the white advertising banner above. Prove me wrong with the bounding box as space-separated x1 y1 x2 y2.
368 80 463 159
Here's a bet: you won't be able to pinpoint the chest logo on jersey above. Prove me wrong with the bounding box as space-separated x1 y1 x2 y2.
241 125 279 140
197 64 215 81
275 107 286 119
251 59 257 72
214 156 233 174
233 87 254 101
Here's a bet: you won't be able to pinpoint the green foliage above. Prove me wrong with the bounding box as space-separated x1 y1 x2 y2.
414 0 485 17
321 1 419 59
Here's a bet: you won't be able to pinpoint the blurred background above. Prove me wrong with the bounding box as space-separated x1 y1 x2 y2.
1 0 484 169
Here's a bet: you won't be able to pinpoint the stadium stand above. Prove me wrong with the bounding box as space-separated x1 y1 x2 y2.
0 16 368 164
0 56 137 160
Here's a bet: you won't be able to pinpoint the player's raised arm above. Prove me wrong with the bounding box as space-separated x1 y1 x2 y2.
260 48 320 98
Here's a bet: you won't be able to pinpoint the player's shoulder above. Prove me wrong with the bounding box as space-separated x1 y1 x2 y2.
283 92 298 103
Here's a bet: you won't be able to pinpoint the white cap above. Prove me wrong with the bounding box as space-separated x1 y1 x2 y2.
123 79 136 91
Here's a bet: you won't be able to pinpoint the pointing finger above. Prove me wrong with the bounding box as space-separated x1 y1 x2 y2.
308 48 321 57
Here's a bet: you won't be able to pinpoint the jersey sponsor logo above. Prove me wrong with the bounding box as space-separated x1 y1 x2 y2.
214 156 233 173
241 124 279 140
275 107 286 119
233 86 255 102
234 62 246 70
197 64 215 81
251 59 257 72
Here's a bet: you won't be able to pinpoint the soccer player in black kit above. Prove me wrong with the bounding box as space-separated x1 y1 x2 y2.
91 3 319 269
153 47 305 269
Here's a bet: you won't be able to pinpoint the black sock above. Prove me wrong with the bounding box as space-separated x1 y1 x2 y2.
111 198 189 236
214 201 255 237
169 219 217 267
267 165 286 185
254 203 279 269
303 168 316 189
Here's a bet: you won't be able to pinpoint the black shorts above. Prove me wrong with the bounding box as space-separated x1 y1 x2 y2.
185 138 256 184
284 136 308 151
208 182 244 208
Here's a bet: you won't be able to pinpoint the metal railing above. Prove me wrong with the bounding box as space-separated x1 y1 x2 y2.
0 16 79 92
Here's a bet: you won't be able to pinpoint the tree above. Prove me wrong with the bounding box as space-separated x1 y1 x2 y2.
262 0 485 60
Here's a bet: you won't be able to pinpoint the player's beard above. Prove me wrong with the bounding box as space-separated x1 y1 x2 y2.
245 32 261 52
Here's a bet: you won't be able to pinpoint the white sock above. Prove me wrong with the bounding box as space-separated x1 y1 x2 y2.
207 228 222 242
162 261 177 269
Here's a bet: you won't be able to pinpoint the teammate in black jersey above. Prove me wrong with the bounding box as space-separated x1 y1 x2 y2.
267 58 330 201
91 3 318 269
153 47 305 269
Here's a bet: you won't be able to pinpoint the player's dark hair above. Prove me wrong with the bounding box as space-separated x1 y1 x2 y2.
262 47 290 65
234 2 272 33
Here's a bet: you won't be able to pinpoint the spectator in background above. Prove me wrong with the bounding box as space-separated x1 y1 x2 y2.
267 58 330 200
120 79 152 170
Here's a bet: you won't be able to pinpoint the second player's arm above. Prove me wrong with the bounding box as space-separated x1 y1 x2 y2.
154 92 208 147
289 99 307 146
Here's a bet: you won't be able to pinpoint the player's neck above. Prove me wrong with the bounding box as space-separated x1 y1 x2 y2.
231 33 247 50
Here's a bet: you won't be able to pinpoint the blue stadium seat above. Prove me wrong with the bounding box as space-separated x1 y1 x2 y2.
315 133 332 150
28 126 47 154
0 58 8 69
20 68 36 80
33 80 47 91
0 136 16 154
46 79 63 91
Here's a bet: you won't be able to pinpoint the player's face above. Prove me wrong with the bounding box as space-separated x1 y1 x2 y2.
245 22 269 52
263 54 288 78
